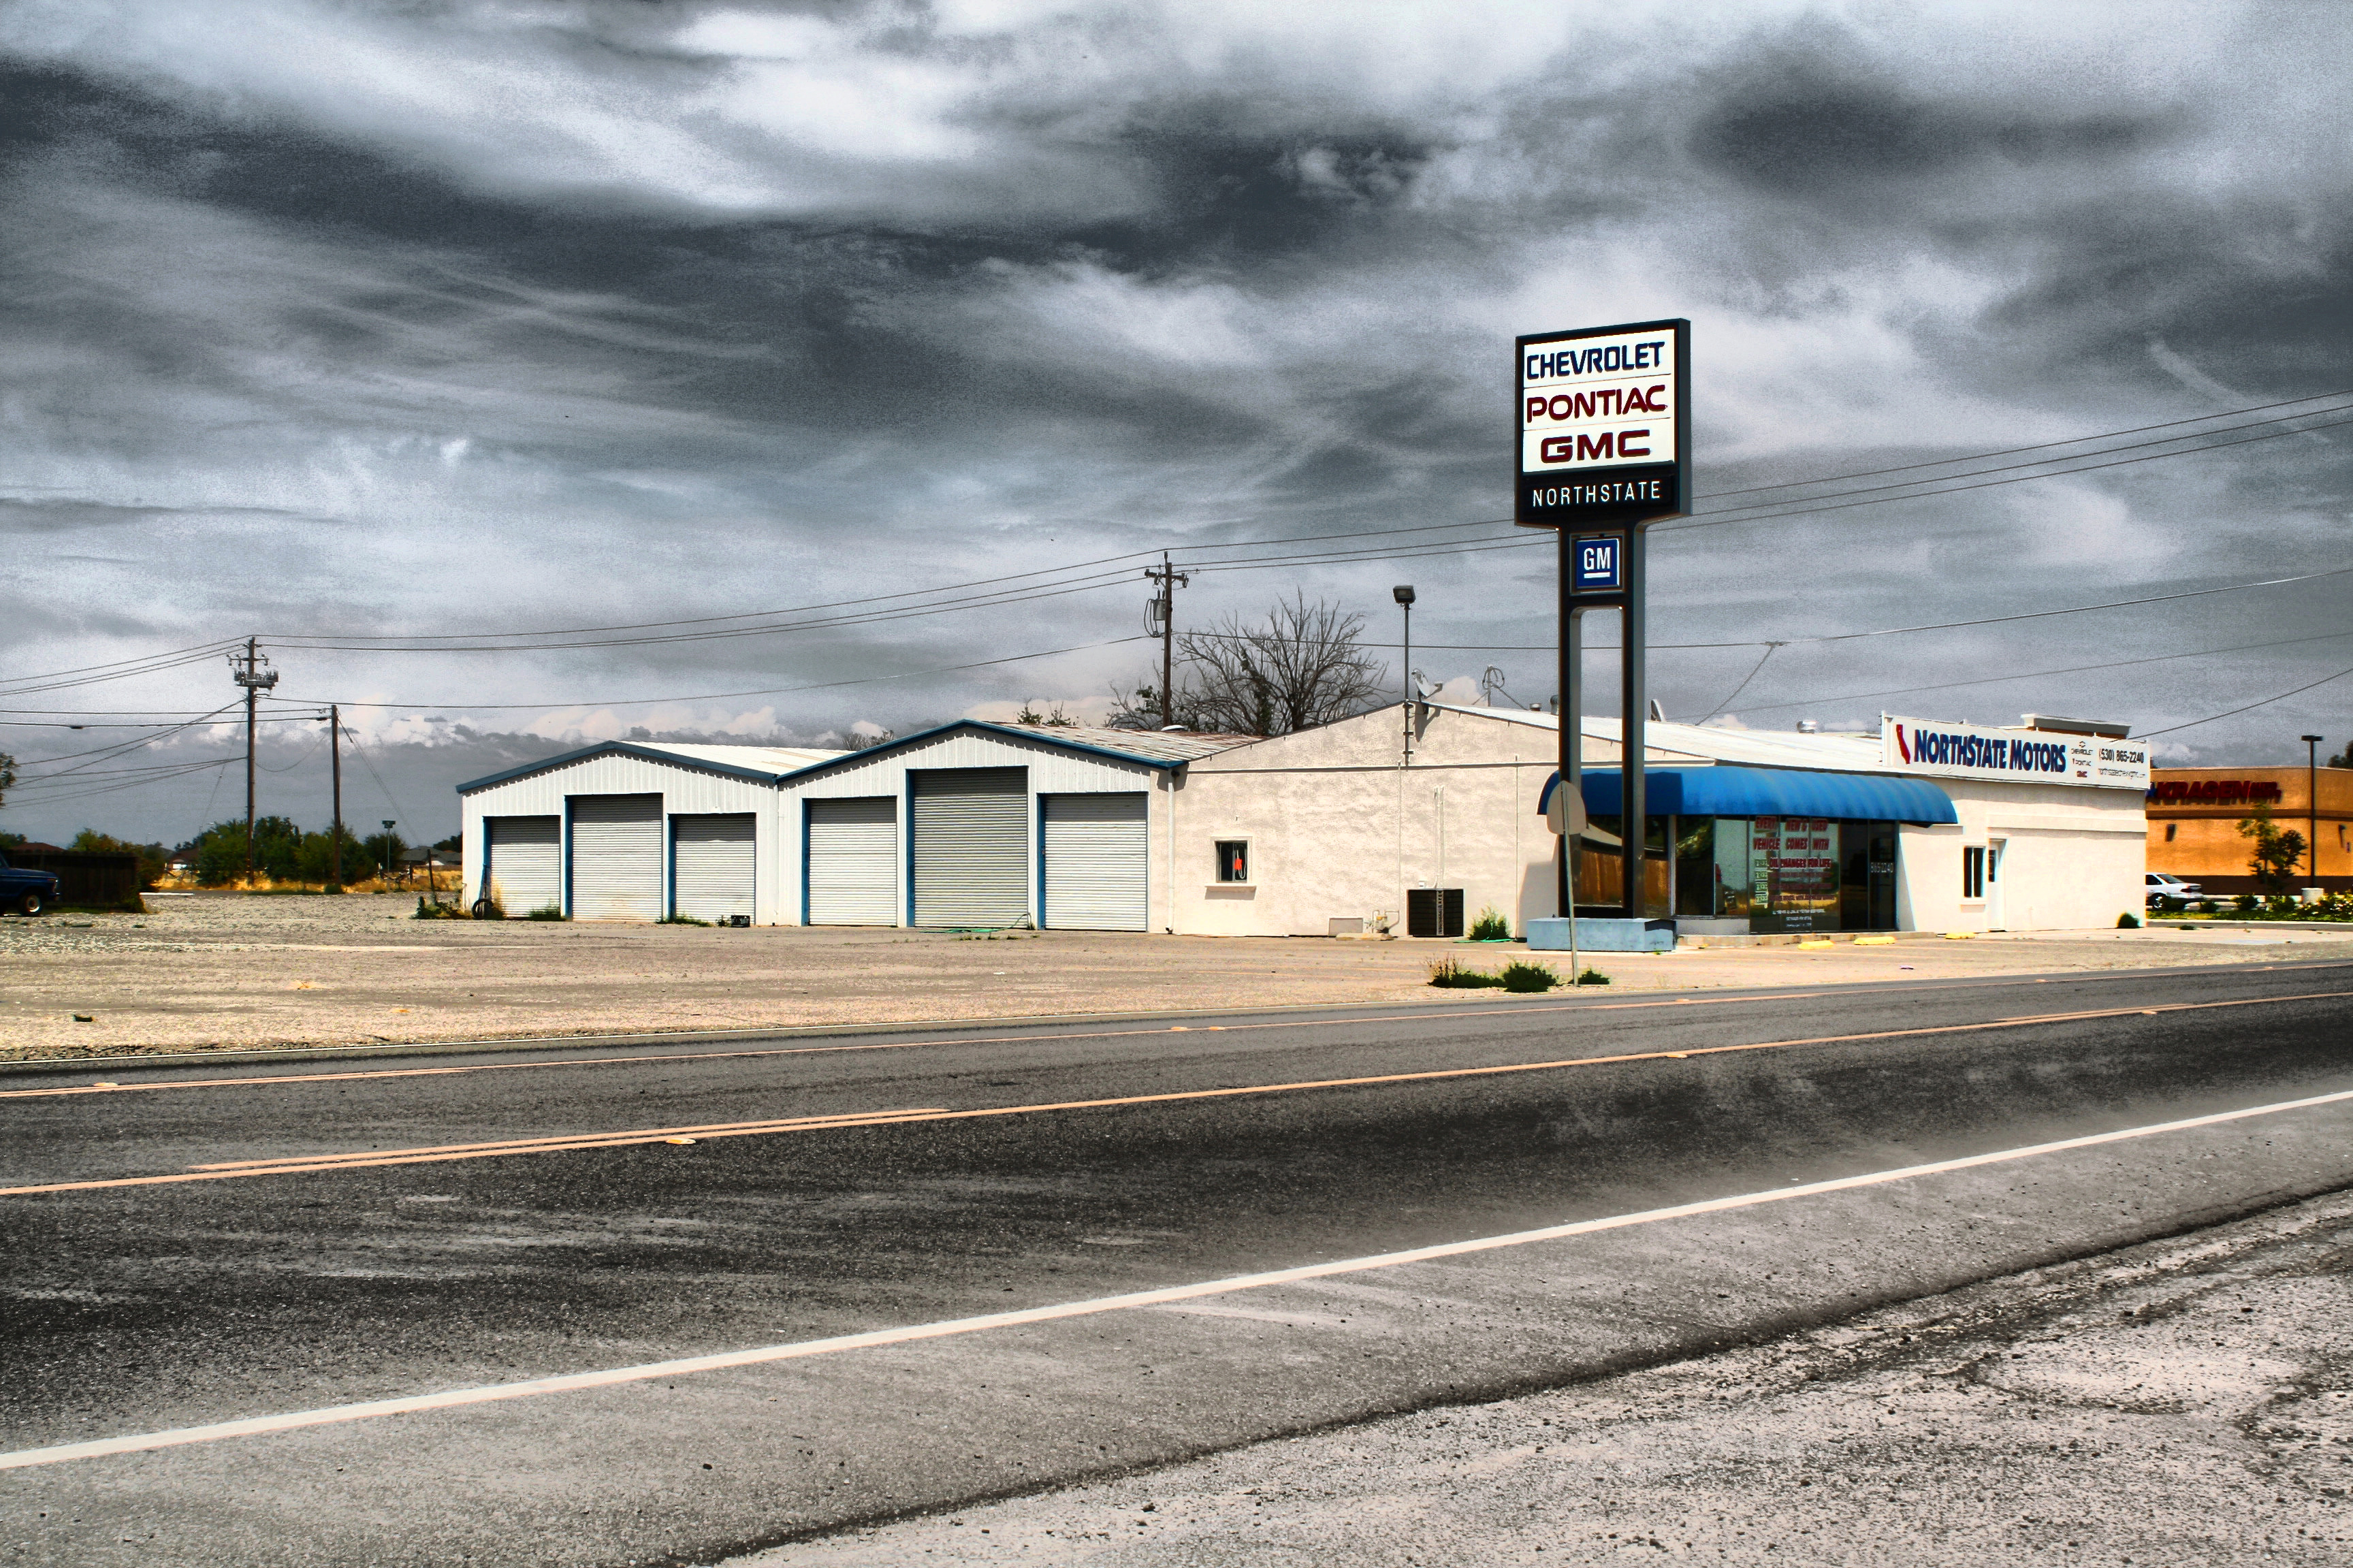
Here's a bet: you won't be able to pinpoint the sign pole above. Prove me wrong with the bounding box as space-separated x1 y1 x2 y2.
1557 531 1583 981
1516 316 1688 930
1620 526 1646 918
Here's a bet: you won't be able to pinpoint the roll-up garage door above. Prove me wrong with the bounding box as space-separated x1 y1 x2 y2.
910 767 1028 928
805 797 898 925
1041 793 1148 931
672 814 755 922
569 795 662 921
483 816 560 914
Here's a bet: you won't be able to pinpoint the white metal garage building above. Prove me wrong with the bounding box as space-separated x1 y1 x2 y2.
457 741 844 924
456 724 1245 928
778 722 1245 931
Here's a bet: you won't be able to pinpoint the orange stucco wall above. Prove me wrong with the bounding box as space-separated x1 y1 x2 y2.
2145 765 2353 890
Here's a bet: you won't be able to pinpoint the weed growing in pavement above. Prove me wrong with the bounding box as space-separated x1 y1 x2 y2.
658 913 711 926
1428 957 1501 989
1467 906 1512 942
522 903 565 921
411 897 466 919
1498 960 1559 993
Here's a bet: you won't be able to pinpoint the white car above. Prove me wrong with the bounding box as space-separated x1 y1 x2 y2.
2145 872 2203 908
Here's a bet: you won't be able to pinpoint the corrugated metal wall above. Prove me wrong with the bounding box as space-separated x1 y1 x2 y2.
671 814 754 921
805 797 898 925
462 754 784 924
910 767 1028 927
1041 793 1149 930
570 795 662 921
483 816 560 914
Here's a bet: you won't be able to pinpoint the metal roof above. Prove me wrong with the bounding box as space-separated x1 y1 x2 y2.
993 724 1256 763
456 739 847 794
1417 701 1893 773
775 720 1254 782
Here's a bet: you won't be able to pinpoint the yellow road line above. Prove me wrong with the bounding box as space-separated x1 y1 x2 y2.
4 989 2346 1198
0 992 1855 1101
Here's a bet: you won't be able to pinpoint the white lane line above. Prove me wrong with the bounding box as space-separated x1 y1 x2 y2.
6 1083 2352 1472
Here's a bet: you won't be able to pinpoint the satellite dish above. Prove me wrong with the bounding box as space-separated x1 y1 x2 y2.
1411 672 1439 700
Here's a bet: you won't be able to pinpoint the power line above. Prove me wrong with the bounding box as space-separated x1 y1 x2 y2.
1662 412 2353 534
2137 661 2353 739
326 635 1155 711
1691 387 2353 502
1716 629 2353 718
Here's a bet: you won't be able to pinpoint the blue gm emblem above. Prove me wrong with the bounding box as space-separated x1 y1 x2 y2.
1573 535 1622 591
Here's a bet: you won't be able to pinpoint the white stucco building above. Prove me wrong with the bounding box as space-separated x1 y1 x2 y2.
455 708 2144 935
1167 703 2146 938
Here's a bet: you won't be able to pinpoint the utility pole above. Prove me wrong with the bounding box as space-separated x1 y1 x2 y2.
229 639 277 885
1142 553 1189 726
329 703 344 889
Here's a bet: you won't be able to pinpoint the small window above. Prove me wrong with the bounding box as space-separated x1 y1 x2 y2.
1962 846 1987 901
2164 822 2177 842
1214 840 1249 883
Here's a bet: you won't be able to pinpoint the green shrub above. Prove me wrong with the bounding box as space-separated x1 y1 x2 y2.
1467 906 1512 942
412 897 465 919
1428 957 1501 989
523 903 565 921
1498 960 1558 993
659 912 711 926
2116 911 2140 929
1574 967 1611 987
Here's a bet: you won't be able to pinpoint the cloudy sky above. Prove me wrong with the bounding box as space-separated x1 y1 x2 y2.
3 0 2350 845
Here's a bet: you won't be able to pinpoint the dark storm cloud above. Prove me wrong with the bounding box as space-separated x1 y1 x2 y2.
4 1 2352 844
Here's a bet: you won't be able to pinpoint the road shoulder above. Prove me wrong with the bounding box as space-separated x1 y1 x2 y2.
753 1187 2353 1566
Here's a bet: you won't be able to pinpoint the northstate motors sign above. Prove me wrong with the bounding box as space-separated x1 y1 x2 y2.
1883 715 2151 791
1516 318 1688 528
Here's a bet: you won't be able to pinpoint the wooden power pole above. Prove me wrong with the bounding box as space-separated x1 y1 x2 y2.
229 639 277 884
1143 553 1189 726
329 703 344 889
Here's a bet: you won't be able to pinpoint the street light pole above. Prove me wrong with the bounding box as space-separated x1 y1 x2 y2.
2303 735 2324 884
1393 586 1415 763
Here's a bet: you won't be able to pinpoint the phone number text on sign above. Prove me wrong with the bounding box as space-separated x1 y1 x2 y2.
1520 331 1677 473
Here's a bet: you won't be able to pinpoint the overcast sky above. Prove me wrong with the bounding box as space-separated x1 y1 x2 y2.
3 0 2350 846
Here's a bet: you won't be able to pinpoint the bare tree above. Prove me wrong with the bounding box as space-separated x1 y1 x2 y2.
1110 594 1386 736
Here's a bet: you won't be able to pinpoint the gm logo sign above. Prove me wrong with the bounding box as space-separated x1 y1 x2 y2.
1573 535 1622 592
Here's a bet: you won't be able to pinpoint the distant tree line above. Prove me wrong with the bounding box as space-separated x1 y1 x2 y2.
182 818 402 886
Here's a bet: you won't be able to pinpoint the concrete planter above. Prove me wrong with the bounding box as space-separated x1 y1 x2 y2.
1525 917 1676 953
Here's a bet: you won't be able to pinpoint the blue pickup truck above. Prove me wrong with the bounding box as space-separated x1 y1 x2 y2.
0 852 61 916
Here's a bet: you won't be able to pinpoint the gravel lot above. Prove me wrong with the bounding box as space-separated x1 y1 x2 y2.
3 893 2348 1061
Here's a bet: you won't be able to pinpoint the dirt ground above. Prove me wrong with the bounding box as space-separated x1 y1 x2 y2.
3 892 2350 1061
750 1188 2353 1567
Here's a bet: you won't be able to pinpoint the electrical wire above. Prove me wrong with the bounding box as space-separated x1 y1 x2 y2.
326 635 1156 711
2137 661 2353 738
1690 387 2353 502
1715 628 2353 718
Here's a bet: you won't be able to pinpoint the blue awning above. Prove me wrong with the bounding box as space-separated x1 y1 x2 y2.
1538 765 1958 825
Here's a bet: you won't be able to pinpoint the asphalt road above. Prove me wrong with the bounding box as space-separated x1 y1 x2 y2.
4 961 2352 1566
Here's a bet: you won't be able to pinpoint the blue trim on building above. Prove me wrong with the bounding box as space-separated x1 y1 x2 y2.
1539 765 1959 825
775 721 1189 784
457 740 793 795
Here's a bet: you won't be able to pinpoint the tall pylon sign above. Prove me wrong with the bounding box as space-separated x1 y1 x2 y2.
1514 319 1690 919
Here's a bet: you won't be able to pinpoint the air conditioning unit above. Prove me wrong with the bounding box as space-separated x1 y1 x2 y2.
1406 888 1464 939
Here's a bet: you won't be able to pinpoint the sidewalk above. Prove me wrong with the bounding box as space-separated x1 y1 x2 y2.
748 1187 2353 1566
4 893 2350 1061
